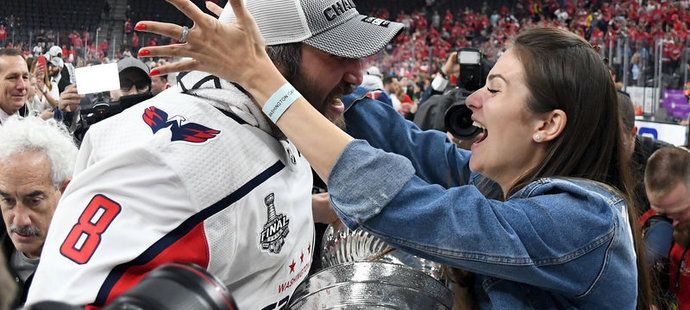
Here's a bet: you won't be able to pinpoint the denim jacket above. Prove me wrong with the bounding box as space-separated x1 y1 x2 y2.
327 95 638 309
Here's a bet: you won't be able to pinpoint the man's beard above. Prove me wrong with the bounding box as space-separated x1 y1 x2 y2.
290 74 353 129
674 223 690 249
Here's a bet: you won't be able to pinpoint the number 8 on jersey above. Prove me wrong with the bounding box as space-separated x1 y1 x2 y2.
60 194 122 264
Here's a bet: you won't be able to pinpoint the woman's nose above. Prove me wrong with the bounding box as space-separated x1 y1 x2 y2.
465 88 485 111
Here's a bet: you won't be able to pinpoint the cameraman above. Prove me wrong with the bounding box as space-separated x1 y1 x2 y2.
418 51 460 105
414 48 492 147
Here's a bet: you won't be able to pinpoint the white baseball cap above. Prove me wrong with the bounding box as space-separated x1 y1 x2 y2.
49 57 64 69
48 45 63 58
366 66 382 78
219 0 404 58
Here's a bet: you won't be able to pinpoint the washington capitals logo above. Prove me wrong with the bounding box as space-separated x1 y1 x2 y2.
259 193 290 254
142 106 220 143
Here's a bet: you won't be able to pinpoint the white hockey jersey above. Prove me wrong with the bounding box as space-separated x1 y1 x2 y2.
27 72 315 310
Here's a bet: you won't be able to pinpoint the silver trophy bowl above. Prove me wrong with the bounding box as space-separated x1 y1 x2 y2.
288 262 452 310
287 222 451 309
320 222 445 281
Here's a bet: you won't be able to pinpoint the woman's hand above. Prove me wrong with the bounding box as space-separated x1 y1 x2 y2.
39 109 54 120
35 76 46 93
312 192 339 225
135 0 276 91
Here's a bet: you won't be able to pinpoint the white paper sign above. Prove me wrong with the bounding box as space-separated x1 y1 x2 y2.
74 63 120 95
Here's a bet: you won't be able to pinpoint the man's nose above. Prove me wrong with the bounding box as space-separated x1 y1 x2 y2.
16 77 28 90
13 207 32 228
342 58 364 86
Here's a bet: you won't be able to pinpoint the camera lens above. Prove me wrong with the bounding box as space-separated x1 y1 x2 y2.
105 263 237 310
444 103 481 139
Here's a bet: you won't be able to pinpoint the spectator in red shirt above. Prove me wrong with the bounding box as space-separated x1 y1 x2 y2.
124 18 133 35
82 31 90 45
68 31 78 48
131 32 140 49
99 40 109 56
0 26 6 45
73 36 83 57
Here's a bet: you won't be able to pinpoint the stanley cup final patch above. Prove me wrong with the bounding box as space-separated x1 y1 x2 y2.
259 193 290 254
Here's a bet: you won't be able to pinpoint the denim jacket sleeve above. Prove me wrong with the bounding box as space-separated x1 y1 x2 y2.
329 144 620 297
344 96 470 188
335 96 624 295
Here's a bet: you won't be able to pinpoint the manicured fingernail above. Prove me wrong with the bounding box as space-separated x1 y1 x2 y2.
135 23 147 31
150 69 160 77
138 49 150 57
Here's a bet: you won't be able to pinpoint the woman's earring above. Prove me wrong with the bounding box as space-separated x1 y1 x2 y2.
533 134 542 142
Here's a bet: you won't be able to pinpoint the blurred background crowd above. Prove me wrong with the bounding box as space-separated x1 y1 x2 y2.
1 0 689 123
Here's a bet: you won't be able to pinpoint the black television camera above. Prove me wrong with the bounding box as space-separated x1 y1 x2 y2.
72 91 153 143
26 263 238 310
442 48 492 139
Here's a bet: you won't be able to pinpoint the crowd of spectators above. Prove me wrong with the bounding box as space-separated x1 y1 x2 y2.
2 0 690 118
3 0 690 103
0 0 688 126
364 0 689 96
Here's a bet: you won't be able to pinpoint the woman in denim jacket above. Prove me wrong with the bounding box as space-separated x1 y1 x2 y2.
137 1 651 308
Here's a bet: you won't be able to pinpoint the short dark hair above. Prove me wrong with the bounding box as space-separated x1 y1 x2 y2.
382 75 398 85
0 48 21 58
645 147 690 198
0 49 25 74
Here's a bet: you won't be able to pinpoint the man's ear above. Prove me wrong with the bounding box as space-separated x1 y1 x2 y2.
59 179 71 194
533 109 567 143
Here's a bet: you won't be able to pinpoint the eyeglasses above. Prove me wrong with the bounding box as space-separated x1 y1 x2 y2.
120 78 150 93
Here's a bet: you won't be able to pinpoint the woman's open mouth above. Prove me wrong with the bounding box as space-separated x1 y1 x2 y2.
473 121 488 144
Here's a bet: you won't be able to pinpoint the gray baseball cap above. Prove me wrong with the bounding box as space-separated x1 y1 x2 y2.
117 56 150 76
117 56 151 85
219 0 404 58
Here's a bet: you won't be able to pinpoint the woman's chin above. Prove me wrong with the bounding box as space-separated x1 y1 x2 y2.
468 158 480 173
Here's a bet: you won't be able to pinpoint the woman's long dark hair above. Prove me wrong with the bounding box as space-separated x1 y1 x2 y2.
508 27 652 309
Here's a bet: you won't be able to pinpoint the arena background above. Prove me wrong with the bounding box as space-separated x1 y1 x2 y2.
1 0 688 141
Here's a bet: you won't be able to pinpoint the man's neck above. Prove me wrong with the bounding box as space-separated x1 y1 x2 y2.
11 250 40 282
0 106 17 124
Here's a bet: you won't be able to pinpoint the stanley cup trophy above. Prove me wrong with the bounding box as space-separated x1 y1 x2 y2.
288 221 453 309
